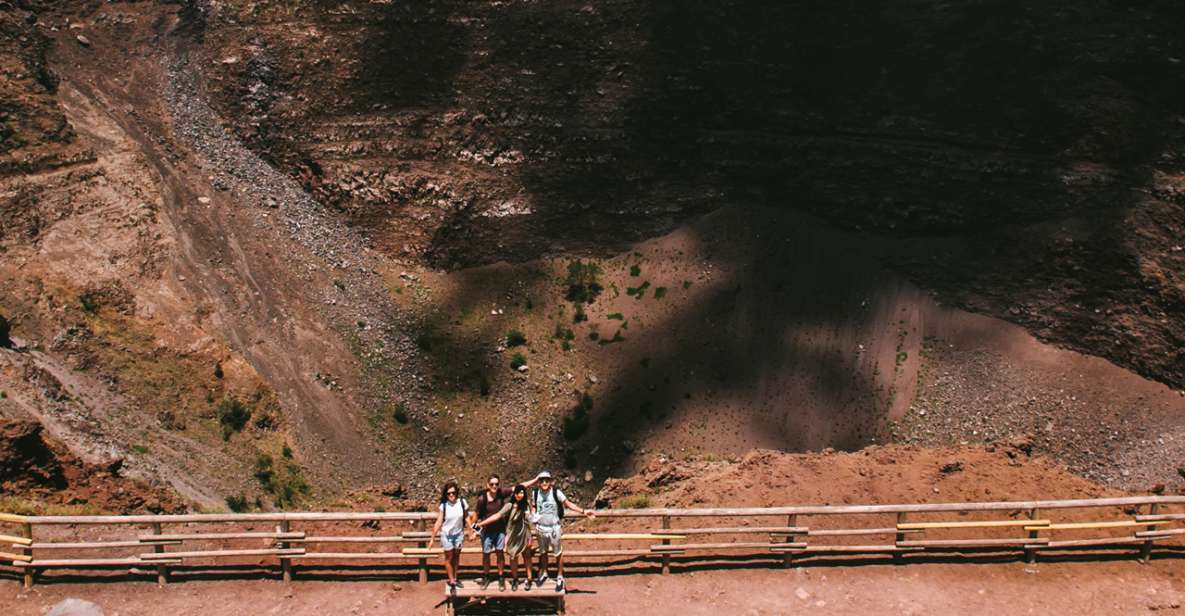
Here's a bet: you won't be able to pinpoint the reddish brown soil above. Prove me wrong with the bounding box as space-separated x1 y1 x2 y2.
0 418 183 514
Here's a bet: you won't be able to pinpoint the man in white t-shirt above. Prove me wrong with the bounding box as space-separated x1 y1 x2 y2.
523 470 593 593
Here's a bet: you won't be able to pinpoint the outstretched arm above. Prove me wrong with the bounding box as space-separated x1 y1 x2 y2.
563 497 595 518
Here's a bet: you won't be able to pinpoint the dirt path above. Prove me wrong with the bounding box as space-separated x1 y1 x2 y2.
3 558 1183 615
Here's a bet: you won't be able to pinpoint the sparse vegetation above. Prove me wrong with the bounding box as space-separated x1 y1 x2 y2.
896 351 909 367
506 329 527 347
79 291 99 314
629 264 641 277
563 391 593 441
393 402 409 424
225 494 250 512
617 494 652 509
564 260 604 304
607 312 624 320
510 352 527 370
626 281 651 299
254 453 310 509
213 362 224 379
217 398 252 440
598 330 625 345
132 444 149 455
682 280 692 289
654 287 668 300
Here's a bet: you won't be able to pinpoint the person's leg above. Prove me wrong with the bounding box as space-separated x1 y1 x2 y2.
556 553 564 579
452 548 463 584
523 548 533 582
480 533 491 582
443 549 455 583
496 538 506 578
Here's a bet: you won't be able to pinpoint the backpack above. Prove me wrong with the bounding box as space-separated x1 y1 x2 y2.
533 488 565 520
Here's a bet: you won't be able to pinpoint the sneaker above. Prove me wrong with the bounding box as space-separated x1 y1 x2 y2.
536 572 548 587
447 581 457 595
479 577 489 590
524 578 533 591
498 578 506 591
455 579 464 589
511 579 519 591
555 576 565 592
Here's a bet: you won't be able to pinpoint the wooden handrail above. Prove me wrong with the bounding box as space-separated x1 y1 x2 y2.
3 495 1182 589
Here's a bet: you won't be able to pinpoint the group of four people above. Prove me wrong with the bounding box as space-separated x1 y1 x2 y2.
428 470 594 593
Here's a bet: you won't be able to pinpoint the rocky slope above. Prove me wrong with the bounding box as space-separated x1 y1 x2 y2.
0 0 1183 511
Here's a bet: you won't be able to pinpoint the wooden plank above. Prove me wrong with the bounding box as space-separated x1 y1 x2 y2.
21 522 33 589
16 558 183 567
1035 537 1147 548
563 549 657 557
405 547 483 556
0 534 32 546
663 527 808 535
150 522 168 586
291 552 419 560
0 551 33 562
650 542 806 552
0 513 28 524
1025 521 1171 531
413 518 427 585
28 540 181 549
141 532 305 541
1142 503 1160 563
564 533 686 540
290 533 421 544
1025 507 1040 564
1136 528 1185 538
661 515 671 576
897 538 1051 548
899 520 1050 530
451 579 562 598
778 544 925 554
140 548 304 560
808 528 919 537
1137 513 1185 522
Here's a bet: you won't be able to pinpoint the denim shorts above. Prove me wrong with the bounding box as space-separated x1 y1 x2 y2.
481 530 507 553
441 532 464 551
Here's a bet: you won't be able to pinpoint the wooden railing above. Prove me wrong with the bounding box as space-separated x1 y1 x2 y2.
2 495 1182 588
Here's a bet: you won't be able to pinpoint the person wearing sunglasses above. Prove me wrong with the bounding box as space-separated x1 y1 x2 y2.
528 470 593 593
469 474 514 590
427 480 468 593
473 483 537 591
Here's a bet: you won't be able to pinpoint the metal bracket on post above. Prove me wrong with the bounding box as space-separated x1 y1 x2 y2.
279 520 293 582
1025 508 1040 564
415 518 428 585
1141 504 1159 563
21 522 34 590
661 515 671 575
152 522 168 585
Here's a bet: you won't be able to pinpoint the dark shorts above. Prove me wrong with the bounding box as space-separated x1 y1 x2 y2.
481 530 507 553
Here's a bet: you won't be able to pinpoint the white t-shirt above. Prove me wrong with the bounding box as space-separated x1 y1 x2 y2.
535 488 567 527
440 499 467 535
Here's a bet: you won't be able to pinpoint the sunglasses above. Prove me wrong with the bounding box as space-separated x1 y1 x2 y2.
446 490 458 496
489 481 499 487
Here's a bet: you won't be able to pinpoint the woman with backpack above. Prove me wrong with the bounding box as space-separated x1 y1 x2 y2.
473 483 537 590
427 480 468 592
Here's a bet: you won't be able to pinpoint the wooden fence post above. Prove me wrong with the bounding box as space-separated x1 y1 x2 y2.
151 522 168 585
21 522 34 590
1026 508 1040 564
1141 504 1159 563
782 514 797 568
661 515 671 575
279 520 293 582
894 513 906 563
415 518 428 584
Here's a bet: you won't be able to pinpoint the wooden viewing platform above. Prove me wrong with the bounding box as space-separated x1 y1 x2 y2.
445 579 565 615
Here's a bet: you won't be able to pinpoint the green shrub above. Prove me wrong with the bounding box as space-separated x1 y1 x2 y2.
510 353 527 370
254 453 310 509
226 494 250 513
598 330 625 345
629 264 641 277
506 329 527 347
896 351 908 366
654 287 668 300
625 281 651 299
564 261 604 304
607 312 624 320
281 443 294 459
617 494 652 509
218 398 252 440
682 280 692 289
79 292 99 314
